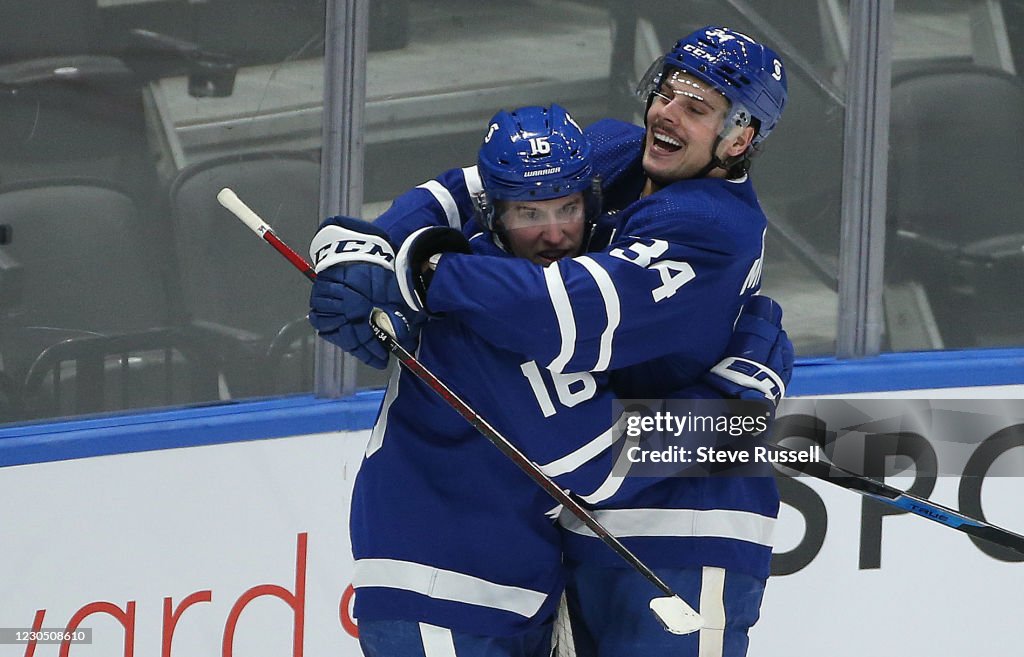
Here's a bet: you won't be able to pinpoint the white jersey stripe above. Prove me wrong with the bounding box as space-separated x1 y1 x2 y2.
574 256 619 371
366 365 402 457
462 165 483 195
419 623 458 657
558 508 776 547
576 430 642 505
543 265 576 373
352 558 548 618
538 412 626 477
698 567 727 657
578 470 625 505
416 179 462 230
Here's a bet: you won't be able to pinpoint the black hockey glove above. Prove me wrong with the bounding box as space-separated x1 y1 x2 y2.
395 226 472 315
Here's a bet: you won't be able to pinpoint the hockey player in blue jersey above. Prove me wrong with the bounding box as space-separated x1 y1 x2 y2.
548 28 790 657
309 101 791 656
310 26 790 657
310 105 623 657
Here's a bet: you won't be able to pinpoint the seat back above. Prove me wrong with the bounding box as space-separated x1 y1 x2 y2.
0 179 170 335
169 151 321 340
0 179 184 416
889 64 1024 248
887 64 1024 347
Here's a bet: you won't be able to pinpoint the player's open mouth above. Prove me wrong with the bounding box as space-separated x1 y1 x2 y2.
537 249 570 263
650 130 683 154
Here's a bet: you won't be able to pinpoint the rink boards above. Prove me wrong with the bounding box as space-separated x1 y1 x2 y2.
2 353 1023 657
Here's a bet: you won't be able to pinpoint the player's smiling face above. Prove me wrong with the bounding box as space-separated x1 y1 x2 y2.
498 193 586 266
642 70 733 187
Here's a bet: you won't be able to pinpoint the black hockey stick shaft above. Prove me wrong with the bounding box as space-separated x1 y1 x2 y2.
369 311 678 594
766 442 1024 555
370 315 702 629
220 187 1024 571
217 188 703 632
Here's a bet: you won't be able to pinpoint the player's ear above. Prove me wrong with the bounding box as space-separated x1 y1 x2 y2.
723 126 755 158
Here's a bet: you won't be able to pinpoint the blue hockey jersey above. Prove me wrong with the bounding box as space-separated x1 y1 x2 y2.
422 121 779 577
350 234 644 636
349 118 780 635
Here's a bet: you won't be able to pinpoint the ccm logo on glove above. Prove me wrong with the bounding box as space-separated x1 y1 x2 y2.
310 224 395 273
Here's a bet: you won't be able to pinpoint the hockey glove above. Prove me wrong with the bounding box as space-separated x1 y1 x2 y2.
703 295 794 408
394 226 472 315
308 216 421 369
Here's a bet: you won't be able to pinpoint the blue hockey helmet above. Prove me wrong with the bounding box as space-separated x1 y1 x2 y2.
638 26 787 149
475 104 600 236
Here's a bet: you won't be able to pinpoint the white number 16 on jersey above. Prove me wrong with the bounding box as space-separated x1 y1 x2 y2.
521 360 596 418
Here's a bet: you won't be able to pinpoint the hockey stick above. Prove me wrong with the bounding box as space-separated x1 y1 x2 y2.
369 309 705 634
216 187 705 635
217 188 317 281
765 441 1024 556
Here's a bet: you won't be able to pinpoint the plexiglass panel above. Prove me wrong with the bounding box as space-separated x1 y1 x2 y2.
360 0 847 380
0 1 327 422
881 0 1024 351
18 1 1002 418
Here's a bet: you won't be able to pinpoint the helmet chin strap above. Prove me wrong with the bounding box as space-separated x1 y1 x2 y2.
696 124 754 179
492 231 509 252
695 134 727 179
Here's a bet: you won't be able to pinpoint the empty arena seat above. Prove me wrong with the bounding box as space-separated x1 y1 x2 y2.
169 151 321 395
887 63 1024 347
0 179 171 333
0 178 202 419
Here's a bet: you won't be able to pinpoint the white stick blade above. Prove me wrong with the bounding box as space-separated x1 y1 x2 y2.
649 595 704 635
216 187 268 236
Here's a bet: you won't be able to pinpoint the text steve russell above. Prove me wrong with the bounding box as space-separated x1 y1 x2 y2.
627 445 821 464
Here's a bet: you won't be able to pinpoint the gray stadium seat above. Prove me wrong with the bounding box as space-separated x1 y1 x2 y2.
0 179 206 419
169 151 321 395
887 63 1024 348
0 179 170 334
